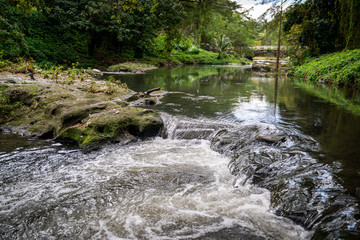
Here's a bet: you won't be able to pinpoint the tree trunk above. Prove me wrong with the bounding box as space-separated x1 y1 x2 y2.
276 0 283 74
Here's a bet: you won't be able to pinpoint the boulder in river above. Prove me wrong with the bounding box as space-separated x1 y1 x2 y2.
211 123 360 239
56 107 162 152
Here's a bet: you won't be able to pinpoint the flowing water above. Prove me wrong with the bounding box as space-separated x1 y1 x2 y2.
1 65 360 239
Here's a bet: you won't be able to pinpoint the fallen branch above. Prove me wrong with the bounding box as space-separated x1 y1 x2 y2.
145 87 161 95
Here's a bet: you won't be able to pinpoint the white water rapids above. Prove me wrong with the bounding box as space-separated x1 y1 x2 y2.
1 138 312 239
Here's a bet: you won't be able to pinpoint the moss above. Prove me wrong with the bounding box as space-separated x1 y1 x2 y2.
56 107 163 150
108 62 157 72
0 84 27 122
2 75 162 148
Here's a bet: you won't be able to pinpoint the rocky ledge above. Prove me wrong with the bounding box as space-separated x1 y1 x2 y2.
0 74 163 152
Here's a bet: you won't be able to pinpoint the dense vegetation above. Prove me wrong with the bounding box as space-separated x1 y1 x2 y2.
1 0 359 89
0 0 257 68
292 49 360 89
283 0 360 64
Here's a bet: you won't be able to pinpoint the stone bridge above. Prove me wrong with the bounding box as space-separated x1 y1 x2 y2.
250 45 288 58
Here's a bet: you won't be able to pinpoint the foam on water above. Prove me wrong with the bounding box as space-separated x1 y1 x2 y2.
0 138 312 239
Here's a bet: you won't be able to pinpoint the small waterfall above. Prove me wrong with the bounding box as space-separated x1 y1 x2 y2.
160 112 238 140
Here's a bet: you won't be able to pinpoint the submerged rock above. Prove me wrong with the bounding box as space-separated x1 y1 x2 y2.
251 61 289 72
211 123 360 239
108 62 157 73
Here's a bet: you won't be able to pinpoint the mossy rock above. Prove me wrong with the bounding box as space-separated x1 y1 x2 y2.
252 63 273 72
1 76 162 151
108 62 157 73
56 107 163 151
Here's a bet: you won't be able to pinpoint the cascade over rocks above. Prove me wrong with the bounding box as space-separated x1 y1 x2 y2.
210 123 360 239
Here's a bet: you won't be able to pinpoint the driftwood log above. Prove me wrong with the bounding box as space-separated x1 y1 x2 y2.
11 67 34 74
145 87 161 95
11 67 35 80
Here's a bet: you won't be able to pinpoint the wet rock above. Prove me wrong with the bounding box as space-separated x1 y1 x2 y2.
108 62 157 73
255 134 286 144
126 94 140 102
211 123 360 239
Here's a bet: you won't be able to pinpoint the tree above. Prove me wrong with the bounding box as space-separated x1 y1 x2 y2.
179 0 240 44
283 0 360 63
41 0 141 56
151 0 185 57
214 34 232 59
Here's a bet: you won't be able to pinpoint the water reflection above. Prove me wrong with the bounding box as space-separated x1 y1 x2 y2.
115 65 360 199
233 96 279 123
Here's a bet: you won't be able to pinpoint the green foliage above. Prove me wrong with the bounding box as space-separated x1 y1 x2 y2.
292 49 360 89
213 35 233 59
36 63 90 84
0 50 12 69
0 1 27 59
0 0 250 67
24 12 78 63
147 33 169 58
148 33 197 58
171 48 245 65
337 0 360 49
283 0 360 63
106 75 127 92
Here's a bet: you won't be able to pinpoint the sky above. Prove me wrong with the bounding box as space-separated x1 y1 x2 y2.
237 0 293 20
237 0 273 19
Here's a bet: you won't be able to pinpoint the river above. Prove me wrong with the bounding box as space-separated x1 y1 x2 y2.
1 65 359 239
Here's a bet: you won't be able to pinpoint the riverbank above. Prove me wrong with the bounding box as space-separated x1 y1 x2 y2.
104 48 250 72
0 72 163 152
292 49 360 89
0 50 250 151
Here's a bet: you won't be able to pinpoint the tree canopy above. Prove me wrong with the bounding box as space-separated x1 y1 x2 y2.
1 0 358 66
283 0 360 63
0 0 257 65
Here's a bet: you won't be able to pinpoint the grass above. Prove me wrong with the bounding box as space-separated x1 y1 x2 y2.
107 48 250 73
170 48 248 65
292 49 360 89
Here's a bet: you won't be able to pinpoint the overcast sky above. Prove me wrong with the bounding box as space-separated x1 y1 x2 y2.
236 0 273 19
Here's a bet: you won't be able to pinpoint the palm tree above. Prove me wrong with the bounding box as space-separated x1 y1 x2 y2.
214 35 233 59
